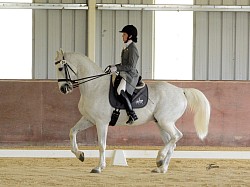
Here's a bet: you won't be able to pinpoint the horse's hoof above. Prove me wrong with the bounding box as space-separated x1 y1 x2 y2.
151 168 160 173
151 168 166 173
156 160 163 167
78 152 84 162
90 168 101 173
151 169 157 173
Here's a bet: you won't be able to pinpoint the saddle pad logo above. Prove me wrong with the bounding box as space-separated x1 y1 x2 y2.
135 97 144 105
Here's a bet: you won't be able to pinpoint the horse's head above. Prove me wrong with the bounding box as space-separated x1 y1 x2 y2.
55 49 77 94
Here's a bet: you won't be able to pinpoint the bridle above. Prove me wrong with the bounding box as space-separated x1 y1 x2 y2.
55 59 77 85
55 59 108 88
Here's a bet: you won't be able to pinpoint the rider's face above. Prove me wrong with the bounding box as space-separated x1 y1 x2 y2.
122 32 129 43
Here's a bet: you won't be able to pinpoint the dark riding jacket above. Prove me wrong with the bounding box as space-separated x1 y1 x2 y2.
115 42 139 95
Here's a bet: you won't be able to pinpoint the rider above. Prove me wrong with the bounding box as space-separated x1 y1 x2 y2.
105 25 139 124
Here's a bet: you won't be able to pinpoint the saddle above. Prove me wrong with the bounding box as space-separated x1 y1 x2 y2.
108 75 148 126
109 75 148 110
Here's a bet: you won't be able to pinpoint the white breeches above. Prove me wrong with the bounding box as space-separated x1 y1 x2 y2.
117 78 126 95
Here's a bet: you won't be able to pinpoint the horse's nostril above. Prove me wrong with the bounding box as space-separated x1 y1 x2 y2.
60 86 65 93
60 85 67 94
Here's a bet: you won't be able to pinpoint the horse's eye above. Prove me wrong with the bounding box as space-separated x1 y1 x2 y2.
58 67 63 71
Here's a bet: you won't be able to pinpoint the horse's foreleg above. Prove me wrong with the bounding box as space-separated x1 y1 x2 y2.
69 117 94 161
90 123 109 173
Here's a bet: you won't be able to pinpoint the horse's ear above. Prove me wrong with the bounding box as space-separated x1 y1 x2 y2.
55 50 60 61
55 49 64 61
60 48 64 56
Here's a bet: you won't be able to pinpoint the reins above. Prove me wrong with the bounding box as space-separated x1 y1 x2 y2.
72 73 108 88
55 60 108 88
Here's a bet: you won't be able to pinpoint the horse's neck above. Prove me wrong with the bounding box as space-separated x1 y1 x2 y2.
69 54 109 94
77 56 103 77
65 53 103 76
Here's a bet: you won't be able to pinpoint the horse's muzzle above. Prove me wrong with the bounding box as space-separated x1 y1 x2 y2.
60 83 73 94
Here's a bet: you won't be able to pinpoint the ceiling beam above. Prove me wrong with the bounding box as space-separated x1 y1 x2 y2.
0 3 88 10
2 3 250 12
97 4 250 12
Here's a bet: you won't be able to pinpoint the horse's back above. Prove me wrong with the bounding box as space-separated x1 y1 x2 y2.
146 81 185 100
146 81 187 121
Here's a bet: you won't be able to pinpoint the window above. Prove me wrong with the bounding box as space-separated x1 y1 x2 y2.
0 0 32 79
154 0 193 80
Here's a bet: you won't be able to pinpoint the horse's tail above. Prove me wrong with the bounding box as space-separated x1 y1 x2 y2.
183 88 210 140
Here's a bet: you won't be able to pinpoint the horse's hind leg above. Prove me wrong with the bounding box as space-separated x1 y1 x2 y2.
153 122 183 173
69 117 94 161
155 127 171 167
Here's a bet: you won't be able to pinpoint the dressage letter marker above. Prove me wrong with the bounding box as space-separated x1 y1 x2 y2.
112 150 128 166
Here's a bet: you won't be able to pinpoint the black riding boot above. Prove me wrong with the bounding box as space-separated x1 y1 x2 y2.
120 90 138 124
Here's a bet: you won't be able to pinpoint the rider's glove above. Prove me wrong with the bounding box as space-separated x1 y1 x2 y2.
104 65 117 74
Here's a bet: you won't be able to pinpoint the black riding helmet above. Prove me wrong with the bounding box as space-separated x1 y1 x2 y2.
119 25 138 43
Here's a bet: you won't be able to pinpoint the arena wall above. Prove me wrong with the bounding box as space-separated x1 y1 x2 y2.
0 80 249 147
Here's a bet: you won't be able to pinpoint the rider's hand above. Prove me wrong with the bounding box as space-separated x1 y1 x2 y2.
104 65 117 74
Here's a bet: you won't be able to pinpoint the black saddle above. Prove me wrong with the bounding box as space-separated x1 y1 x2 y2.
109 75 148 110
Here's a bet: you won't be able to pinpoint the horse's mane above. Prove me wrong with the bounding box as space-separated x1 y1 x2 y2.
64 52 103 75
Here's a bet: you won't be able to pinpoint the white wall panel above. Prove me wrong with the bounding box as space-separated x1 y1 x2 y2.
62 0 74 51
75 0 87 53
194 0 250 80
48 0 61 78
221 12 235 80
33 0 87 79
33 3 48 79
101 10 115 68
235 12 249 80
208 12 222 80
194 12 209 80
141 0 154 79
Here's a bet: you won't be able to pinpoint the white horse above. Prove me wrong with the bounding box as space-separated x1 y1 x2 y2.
55 49 210 174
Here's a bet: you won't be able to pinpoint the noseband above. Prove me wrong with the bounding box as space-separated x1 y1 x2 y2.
55 59 108 88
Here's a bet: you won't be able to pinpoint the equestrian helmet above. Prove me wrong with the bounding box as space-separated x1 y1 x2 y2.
119 25 138 43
